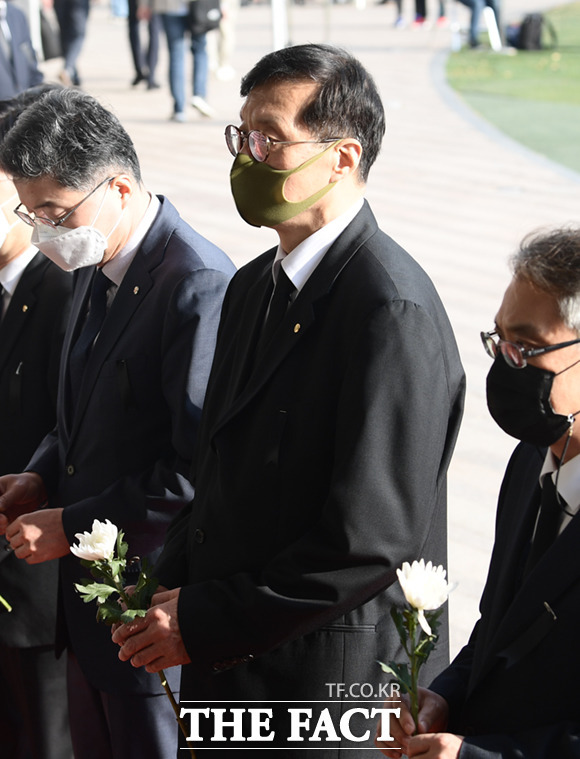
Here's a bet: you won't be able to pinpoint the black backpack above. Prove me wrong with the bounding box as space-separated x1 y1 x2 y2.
188 0 222 36
511 12 557 50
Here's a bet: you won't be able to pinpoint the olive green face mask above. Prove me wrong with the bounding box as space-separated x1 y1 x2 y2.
229 142 339 228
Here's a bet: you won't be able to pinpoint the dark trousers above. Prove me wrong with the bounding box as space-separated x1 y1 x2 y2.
54 0 90 82
67 651 179 759
0 643 73 759
127 0 161 84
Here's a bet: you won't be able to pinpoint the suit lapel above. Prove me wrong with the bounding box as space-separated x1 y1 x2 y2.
210 202 377 438
469 450 580 690
68 255 154 445
218 258 273 408
0 254 45 374
63 197 174 444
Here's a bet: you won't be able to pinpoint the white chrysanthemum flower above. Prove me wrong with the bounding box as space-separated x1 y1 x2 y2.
396 559 454 636
70 519 118 561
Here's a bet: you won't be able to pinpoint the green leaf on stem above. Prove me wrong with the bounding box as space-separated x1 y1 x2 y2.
378 660 412 693
426 608 443 637
120 607 148 624
116 530 128 561
74 581 117 605
130 558 159 611
80 558 109 581
415 632 437 659
96 595 125 625
390 606 407 646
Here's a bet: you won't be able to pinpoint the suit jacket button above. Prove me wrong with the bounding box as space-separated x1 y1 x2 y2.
194 529 205 544
66 464 75 476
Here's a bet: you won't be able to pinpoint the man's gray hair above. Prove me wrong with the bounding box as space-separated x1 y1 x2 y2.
511 226 580 336
0 88 141 190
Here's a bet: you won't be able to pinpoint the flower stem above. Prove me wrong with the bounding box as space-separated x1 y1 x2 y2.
0 594 12 613
158 670 196 758
108 570 132 607
409 611 419 733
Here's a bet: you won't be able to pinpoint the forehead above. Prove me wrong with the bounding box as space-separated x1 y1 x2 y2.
240 79 319 131
14 176 80 209
496 276 563 337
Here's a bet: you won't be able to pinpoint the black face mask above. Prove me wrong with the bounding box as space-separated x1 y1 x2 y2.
486 356 574 447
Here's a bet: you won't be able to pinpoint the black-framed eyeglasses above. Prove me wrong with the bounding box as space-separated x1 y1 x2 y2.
481 329 580 369
14 175 114 228
224 124 343 163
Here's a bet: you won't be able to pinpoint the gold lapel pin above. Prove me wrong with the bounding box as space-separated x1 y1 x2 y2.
294 323 301 333
133 286 140 295
22 304 28 312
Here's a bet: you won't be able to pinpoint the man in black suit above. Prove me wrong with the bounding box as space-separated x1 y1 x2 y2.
0 167 73 759
0 88 234 758
0 0 43 99
113 44 465 755
379 226 580 759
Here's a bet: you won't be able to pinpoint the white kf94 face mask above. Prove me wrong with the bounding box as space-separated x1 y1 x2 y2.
31 183 124 272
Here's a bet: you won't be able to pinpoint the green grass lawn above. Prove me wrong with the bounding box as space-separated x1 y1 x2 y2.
446 2 580 173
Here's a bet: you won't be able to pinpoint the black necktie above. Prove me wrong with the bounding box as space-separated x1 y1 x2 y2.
256 266 296 355
0 285 4 321
525 475 563 575
69 269 110 407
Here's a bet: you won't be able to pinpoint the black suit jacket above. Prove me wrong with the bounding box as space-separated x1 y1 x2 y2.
0 3 43 100
156 202 465 751
27 197 235 694
0 252 72 647
431 441 580 758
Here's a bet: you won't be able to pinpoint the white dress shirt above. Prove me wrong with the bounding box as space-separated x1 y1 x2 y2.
0 246 38 318
271 198 364 291
540 448 580 534
101 192 160 302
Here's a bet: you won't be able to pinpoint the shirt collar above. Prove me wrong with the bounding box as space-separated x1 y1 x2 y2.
0 246 38 295
102 193 160 288
541 448 580 516
272 198 364 291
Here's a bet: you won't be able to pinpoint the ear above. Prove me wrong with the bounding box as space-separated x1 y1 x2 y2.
330 138 363 182
109 175 134 207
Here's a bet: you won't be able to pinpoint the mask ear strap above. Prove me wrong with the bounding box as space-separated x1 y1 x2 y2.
555 357 580 377
89 180 112 228
105 207 125 240
554 414 579 516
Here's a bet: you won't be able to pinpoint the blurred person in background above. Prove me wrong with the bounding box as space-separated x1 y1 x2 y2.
54 0 89 85
0 0 43 99
141 0 215 121
128 0 160 89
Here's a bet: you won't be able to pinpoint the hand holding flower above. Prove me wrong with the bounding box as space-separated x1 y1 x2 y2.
113 587 191 673
375 687 450 757
402 732 463 758
378 560 454 736
70 520 196 757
